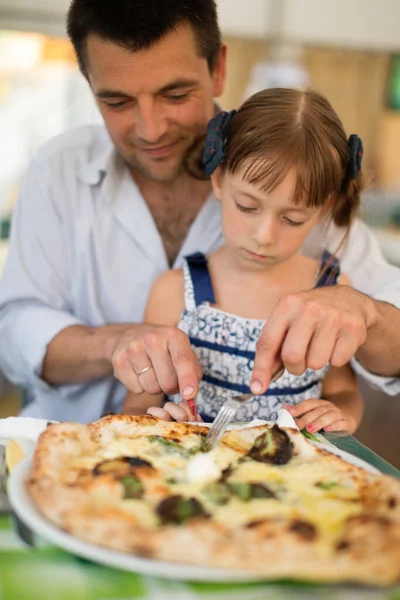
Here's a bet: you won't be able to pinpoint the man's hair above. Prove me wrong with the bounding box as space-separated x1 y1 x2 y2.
67 0 221 76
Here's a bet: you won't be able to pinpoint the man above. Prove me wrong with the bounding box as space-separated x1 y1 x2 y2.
0 0 399 422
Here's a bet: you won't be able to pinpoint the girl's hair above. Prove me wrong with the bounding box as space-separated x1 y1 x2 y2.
187 88 364 229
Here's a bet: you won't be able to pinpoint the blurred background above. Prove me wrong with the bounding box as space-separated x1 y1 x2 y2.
0 0 399 465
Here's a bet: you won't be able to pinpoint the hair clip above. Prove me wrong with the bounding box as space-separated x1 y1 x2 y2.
202 110 237 176
347 134 363 180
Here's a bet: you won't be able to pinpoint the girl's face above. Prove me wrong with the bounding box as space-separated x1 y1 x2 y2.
212 165 327 270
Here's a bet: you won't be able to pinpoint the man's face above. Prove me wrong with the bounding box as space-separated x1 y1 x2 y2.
86 25 226 183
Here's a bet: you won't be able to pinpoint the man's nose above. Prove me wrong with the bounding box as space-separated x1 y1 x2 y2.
135 98 169 144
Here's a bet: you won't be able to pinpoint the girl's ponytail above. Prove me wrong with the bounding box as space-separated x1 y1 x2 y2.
331 134 364 228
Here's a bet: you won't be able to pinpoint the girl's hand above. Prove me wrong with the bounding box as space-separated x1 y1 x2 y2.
147 401 203 423
282 399 355 434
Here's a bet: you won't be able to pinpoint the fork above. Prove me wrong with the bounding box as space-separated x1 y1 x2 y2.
206 365 285 449
206 393 253 450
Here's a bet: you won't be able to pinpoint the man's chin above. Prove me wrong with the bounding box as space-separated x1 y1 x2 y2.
126 156 185 184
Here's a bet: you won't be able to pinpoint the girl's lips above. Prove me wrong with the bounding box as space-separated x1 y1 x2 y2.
245 250 272 261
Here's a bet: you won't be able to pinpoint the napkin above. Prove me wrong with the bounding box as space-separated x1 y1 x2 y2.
239 409 299 431
0 417 57 453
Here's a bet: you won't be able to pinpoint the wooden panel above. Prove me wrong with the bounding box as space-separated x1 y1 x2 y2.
219 38 269 110
375 110 400 188
304 47 391 172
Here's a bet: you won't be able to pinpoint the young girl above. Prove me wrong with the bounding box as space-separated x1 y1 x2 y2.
123 88 364 434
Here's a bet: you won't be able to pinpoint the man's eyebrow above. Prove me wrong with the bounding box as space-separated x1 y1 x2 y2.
158 79 199 93
96 89 132 99
96 79 199 99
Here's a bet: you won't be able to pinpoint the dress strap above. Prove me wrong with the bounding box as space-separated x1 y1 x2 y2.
184 252 216 308
315 250 341 288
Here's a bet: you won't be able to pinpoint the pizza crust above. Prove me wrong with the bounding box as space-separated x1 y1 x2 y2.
26 415 400 585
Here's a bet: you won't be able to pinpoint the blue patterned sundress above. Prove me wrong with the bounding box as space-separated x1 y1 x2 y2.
169 251 341 422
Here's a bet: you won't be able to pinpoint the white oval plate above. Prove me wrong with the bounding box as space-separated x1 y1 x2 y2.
8 437 379 581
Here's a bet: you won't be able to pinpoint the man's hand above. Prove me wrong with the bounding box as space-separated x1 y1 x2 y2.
251 286 377 394
110 324 202 399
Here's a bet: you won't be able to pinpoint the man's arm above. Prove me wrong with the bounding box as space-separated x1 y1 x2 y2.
0 157 87 390
41 324 129 384
355 298 400 376
0 159 201 401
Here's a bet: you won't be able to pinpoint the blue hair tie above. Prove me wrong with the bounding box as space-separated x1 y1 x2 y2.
347 134 363 180
202 110 237 176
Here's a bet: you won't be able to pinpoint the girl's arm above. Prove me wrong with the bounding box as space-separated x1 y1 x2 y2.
283 363 363 434
122 269 185 415
320 363 364 431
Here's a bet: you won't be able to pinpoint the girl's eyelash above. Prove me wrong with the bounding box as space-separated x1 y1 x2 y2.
236 203 256 213
284 217 305 227
236 203 305 225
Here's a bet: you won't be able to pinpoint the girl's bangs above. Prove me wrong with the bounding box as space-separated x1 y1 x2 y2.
237 151 338 209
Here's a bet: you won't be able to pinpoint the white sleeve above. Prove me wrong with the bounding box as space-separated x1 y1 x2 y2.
0 156 84 389
338 220 400 393
339 219 400 308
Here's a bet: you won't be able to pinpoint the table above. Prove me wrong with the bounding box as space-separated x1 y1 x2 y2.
0 435 399 600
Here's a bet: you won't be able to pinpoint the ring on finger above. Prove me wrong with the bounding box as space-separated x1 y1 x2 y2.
138 365 154 377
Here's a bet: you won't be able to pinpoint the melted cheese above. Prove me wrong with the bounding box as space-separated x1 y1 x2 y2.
186 453 221 486
67 423 367 549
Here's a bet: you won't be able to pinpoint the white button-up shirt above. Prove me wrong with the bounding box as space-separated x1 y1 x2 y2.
0 125 399 422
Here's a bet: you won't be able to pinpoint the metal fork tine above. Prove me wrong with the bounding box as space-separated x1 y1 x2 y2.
207 406 236 447
206 393 254 449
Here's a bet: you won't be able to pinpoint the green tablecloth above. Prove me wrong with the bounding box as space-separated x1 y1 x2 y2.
0 435 399 600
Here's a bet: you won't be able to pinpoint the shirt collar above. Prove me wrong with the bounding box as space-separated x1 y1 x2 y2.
78 134 116 186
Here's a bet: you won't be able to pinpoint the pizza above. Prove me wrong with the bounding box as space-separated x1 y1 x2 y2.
26 414 400 585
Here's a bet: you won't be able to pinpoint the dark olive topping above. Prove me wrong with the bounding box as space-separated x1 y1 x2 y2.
219 465 234 482
156 495 209 524
289 520 317 541
388 497 398 509
93 456 153 476
126 457 153 468
247 425 293 465
245 519 267 529
336 540 351 551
